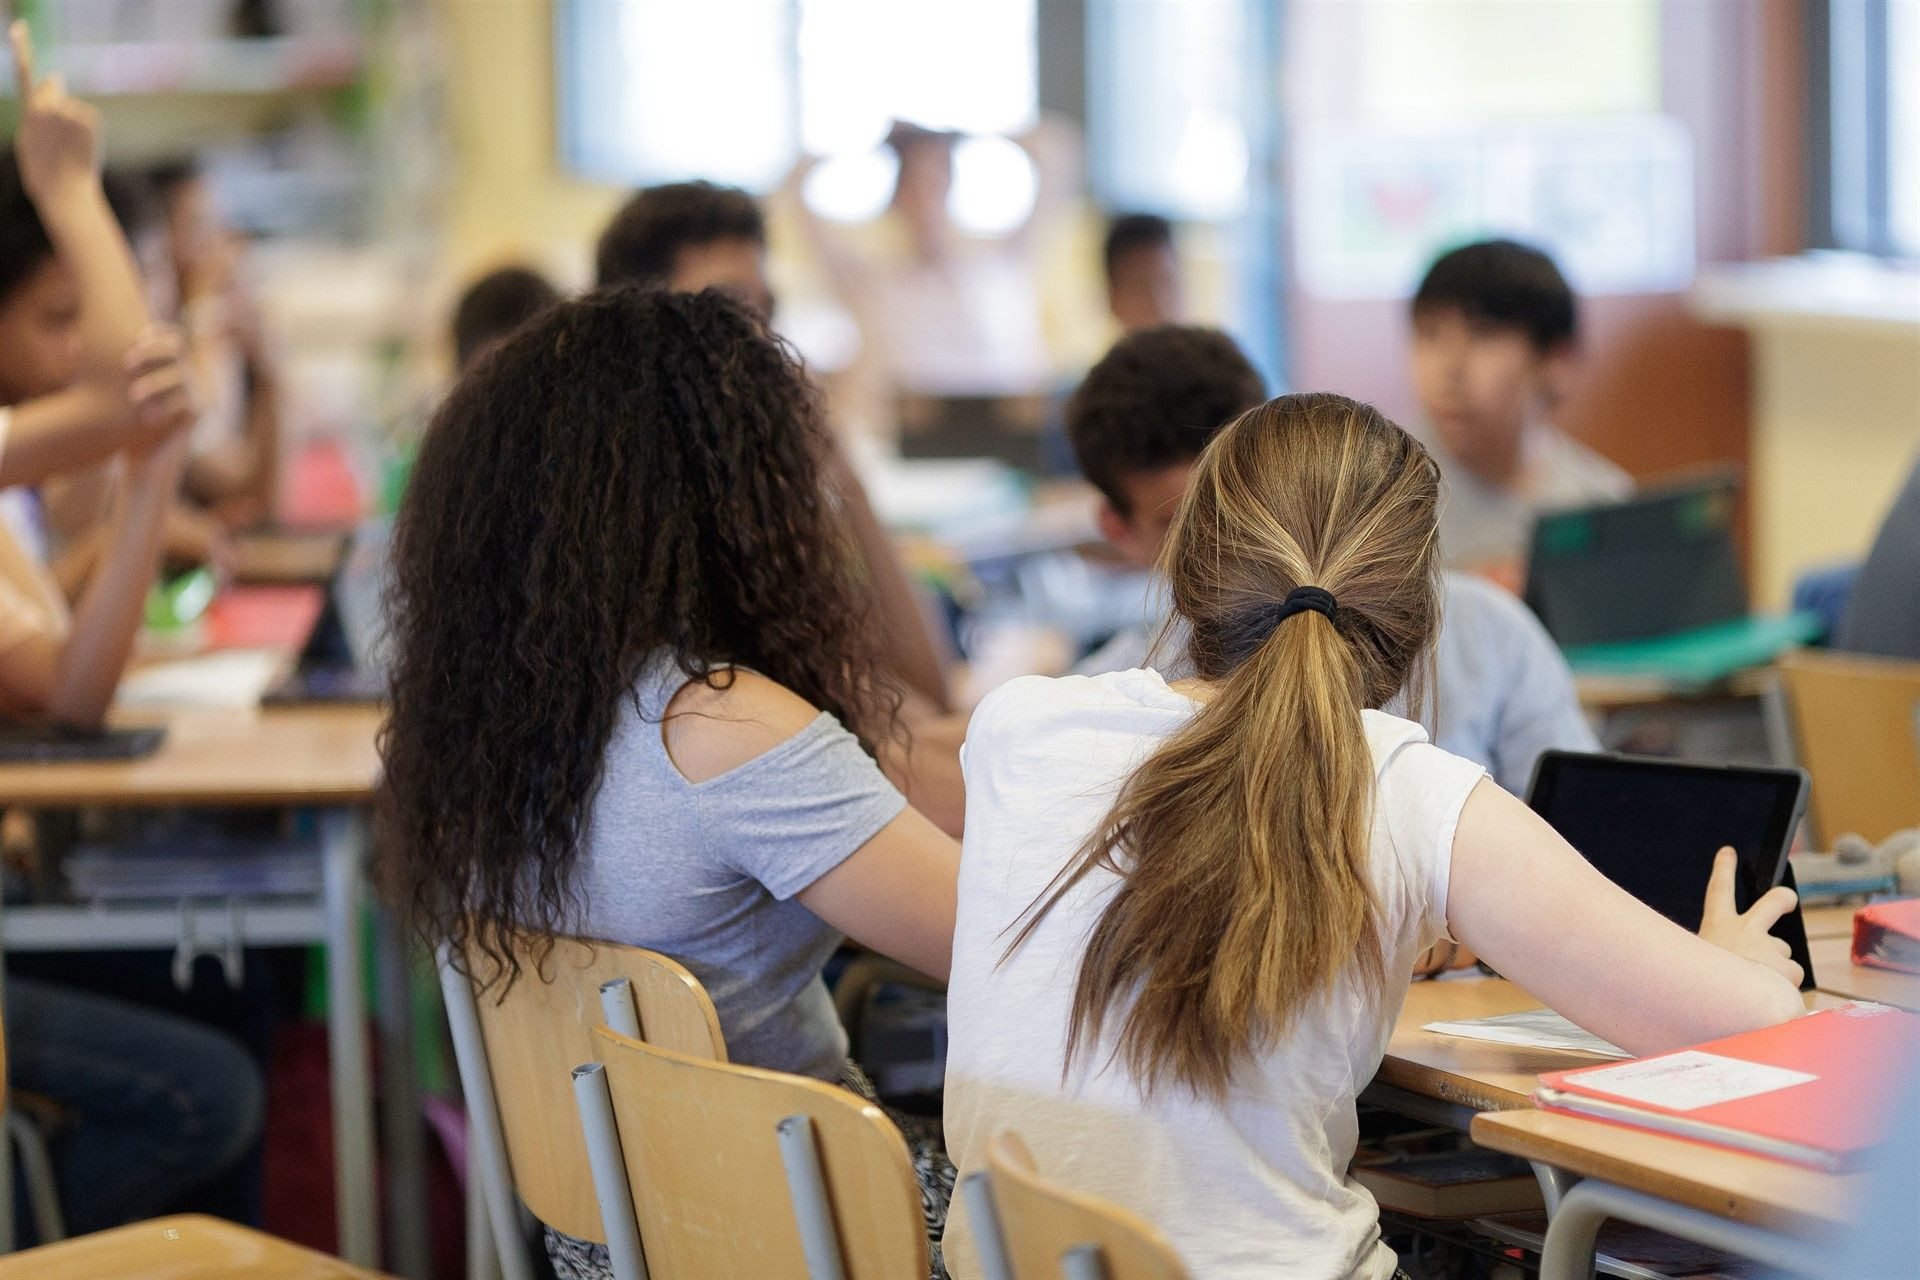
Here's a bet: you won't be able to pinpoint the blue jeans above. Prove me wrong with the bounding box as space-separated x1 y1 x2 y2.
4 975 264 1242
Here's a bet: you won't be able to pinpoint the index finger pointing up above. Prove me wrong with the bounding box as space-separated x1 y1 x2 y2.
9 21 35 97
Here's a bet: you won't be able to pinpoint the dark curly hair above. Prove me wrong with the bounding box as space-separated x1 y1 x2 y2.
379 285 899 989
594 181 765 289
1065 325 1266 515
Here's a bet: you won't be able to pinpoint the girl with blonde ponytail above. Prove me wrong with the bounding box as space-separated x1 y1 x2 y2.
943 394 1806 1280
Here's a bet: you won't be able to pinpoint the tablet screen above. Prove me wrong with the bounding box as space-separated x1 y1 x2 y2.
1526 751 1814 987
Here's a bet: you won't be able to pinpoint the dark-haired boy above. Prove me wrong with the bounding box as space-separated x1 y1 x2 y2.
1071 324 1597 795
451 264 559 370
1103 212 1184 335
595 180 772 319
1409 238 1631 575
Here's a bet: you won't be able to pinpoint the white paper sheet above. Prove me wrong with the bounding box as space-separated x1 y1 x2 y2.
115 649 283 709
1423 1009 1630 1059
1564 1050 1816 1111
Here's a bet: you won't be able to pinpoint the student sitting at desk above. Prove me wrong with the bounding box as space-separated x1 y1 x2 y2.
1068 325 1597 798
380 286 961 1280
942 393 1804 1280
0 25 263 1240
1408 239 1632 581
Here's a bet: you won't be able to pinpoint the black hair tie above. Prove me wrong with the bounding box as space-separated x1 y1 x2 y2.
1264 586 1338 630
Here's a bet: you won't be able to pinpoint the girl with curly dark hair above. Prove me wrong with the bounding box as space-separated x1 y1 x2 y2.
380 285 959 1277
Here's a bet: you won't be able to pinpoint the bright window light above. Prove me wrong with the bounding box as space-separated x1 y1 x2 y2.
948 134 1038 236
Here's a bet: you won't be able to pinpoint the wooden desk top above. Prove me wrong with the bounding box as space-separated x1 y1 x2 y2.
1803 904 1859 941
1471 1109 1860 1236
0 706 382 808
1381 979 1844 1113
232 531 347 586
1573 665 1773 714
1377 979 1605 1112
1812 934 1920 1011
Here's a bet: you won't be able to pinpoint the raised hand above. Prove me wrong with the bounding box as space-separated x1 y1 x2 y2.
9 22 101 205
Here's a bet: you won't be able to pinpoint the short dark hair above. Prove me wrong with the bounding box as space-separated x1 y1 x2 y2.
452 266 560 369
102 169 162 242
1066 325 1266 515
1103 213 1174 281
1411 238 1577 351
0 148 54 305
594 181 765 288
146 157 201 202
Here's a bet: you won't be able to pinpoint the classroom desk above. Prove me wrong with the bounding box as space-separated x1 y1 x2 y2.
1802 903 1859 941
1471 1109 1854 1279
0 706 409 1274
232 530 347 586
1572 664 1775 715
1812 933 1920 1011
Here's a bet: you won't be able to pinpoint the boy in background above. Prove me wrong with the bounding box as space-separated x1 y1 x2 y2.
1070 324 1598 797
1408 238 1631 578
1102 212 1184 335
451 264 559 371
595 180 772 319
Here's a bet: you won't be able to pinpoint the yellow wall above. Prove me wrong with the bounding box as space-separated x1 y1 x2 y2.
437 0 620 287
1748 321 1920 607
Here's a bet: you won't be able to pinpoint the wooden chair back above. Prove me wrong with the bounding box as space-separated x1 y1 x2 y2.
1777 649 1920 844
460 933 725 1241
984 1131 1188 1280
591 1026 928 1280
0 1213 393 1279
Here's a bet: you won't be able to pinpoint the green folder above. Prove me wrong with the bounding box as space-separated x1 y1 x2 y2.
1562 612 1824 685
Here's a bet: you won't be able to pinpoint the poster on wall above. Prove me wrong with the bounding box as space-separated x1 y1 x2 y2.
1293 115 1693 299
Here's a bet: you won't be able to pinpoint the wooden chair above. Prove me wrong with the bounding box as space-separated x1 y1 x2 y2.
0 1214 392 1279
1776 649 1920 844
437 933 726 1280
589 1025 928 1280
964 1131 1189 1280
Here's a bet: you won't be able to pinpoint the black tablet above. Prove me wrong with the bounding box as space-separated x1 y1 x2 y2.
1525 750 1815 989
0 724 167 763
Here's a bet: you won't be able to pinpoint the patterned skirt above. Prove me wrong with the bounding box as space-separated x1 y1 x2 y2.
545 1058 954 1280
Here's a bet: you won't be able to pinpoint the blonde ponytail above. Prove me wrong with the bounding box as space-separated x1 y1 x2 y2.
1009 393 1440 1099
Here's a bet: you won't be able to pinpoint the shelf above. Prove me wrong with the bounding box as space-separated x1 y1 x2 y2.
1 34 362 97
1693 253 1920 337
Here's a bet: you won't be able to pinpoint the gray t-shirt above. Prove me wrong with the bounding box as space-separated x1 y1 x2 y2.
569 654 906 1080
1411 421 1633 570
1837 458 1920 660
1076 571 1596 795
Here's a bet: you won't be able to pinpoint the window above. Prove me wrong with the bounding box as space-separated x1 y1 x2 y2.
1822 0 1920 256
556 0 1038 229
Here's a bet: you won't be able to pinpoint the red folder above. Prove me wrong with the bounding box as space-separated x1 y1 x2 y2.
1534 1003 1920 1171
1854 899 1920 975
204 586 326 654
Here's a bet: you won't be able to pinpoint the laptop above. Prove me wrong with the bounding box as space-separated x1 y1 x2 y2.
1524 472 1745 649
264 522 392 705
1525 750 1816 989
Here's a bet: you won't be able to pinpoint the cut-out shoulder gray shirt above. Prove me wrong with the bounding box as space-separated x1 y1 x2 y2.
570 653 906 1080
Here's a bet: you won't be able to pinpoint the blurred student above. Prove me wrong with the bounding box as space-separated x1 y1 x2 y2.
1103 212 1184 335
451 264 559 371
1835 456 1920 659
0 24 263 1238
381 287 959 1279
596 177 957 727
1070 325 1596 797
795 120 1072 400
943 393 1803 1280
595 179 772 317
149 158 282 531
1409 238 1630 577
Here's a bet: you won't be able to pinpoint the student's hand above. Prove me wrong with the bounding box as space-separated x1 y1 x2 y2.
1698 847 1803 988
9 22 101 205
124 324 200 443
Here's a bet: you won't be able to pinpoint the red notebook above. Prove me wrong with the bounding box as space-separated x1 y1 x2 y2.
204 586 326 654
1534 1003 1920 1171
1854 899 1920 976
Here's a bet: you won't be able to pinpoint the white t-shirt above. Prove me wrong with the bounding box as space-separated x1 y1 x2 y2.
1413 421 1632 570
943 669 1486 1280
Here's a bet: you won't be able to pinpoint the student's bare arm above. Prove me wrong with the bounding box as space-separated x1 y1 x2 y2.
1446 779 1804 1056
665 670 960 981
879 703 967 838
